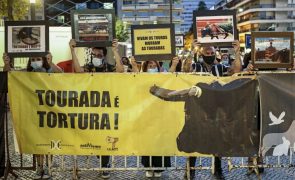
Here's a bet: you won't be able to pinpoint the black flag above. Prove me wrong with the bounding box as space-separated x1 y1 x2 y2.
259 73 295 157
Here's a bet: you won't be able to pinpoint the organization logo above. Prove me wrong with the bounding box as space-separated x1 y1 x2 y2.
50 140 61 150
80 143 101 150
106 136 119 151
36 140 74 151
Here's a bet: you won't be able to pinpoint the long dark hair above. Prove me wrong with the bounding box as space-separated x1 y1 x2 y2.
26 57 50 72
142 61 160 72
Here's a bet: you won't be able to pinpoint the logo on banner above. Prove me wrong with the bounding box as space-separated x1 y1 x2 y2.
51 140 61 150
106 136 119 151
36 140 74 150
80 143 101 150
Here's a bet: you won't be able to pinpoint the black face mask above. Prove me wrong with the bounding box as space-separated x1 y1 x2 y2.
203 55 216 65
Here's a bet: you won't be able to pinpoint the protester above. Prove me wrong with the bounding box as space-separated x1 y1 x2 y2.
69 38 123 179
3 52 62 73
121 56 133 72
138 57 179 178
242 50 268 175
185 39 242 179
170 58 182 72
243 51 252 70
215 49 222 63
184 40 241 76
131 57 141 72
141 60 161 73
3 52 62 180
220 53 230 67
70 39 123 73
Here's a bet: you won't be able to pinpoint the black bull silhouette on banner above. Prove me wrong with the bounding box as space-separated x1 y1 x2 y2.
150 78 260 157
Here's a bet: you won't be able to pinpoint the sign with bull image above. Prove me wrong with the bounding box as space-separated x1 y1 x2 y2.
259 73 295 157
71 9 115 47
193 10 238 46
251 32 294 69
5 21 49 57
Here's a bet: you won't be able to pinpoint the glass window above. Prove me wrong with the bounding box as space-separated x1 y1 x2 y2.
137 12 149 16
153 12 165 16
124 12 134 17
87 2 102 9
104 3 113 9
259 12 266 19
123 0 132 5
76 3 87 10
57 15 65 23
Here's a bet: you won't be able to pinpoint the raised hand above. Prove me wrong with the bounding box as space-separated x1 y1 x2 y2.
69 39 76 50
2 53 10 65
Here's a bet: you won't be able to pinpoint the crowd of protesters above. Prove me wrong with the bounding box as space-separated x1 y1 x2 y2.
2 34 295 180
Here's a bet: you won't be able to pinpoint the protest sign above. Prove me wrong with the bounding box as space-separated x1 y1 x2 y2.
131 24 175 61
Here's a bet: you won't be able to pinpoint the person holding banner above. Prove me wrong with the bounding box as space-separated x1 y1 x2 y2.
69 38 123 179
141 60 161 73
3 53 62 73
138 57 179 178
127 56 179 178
140 58 180 73
2 52 62 180
184 39 242 179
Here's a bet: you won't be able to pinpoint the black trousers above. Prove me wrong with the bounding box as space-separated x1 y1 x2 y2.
97 156 110 168
141 156 171 173
189 156 222 173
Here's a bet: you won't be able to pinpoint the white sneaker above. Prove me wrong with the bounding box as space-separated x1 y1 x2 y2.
154 172 162 177
145 170 153 178
33 167 42 180
102 171 110 179
42 165 51 179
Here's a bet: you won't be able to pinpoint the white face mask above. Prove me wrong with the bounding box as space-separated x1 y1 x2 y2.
92 58 103 67
123 65 129 72
31 61 43 69
147 68 158 73
198 56 204 63
222 58 229 65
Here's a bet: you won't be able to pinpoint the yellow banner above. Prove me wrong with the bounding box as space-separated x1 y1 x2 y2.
8 72 244 156
133 28 172 55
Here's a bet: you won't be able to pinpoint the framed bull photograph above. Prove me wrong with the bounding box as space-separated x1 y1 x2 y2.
193 10 238 46
5 21 49 57
71 9 115 47
251 32 294 69
131 24 175 61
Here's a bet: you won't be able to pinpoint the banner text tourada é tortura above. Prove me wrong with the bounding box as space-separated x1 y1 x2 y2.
8 72 254 156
